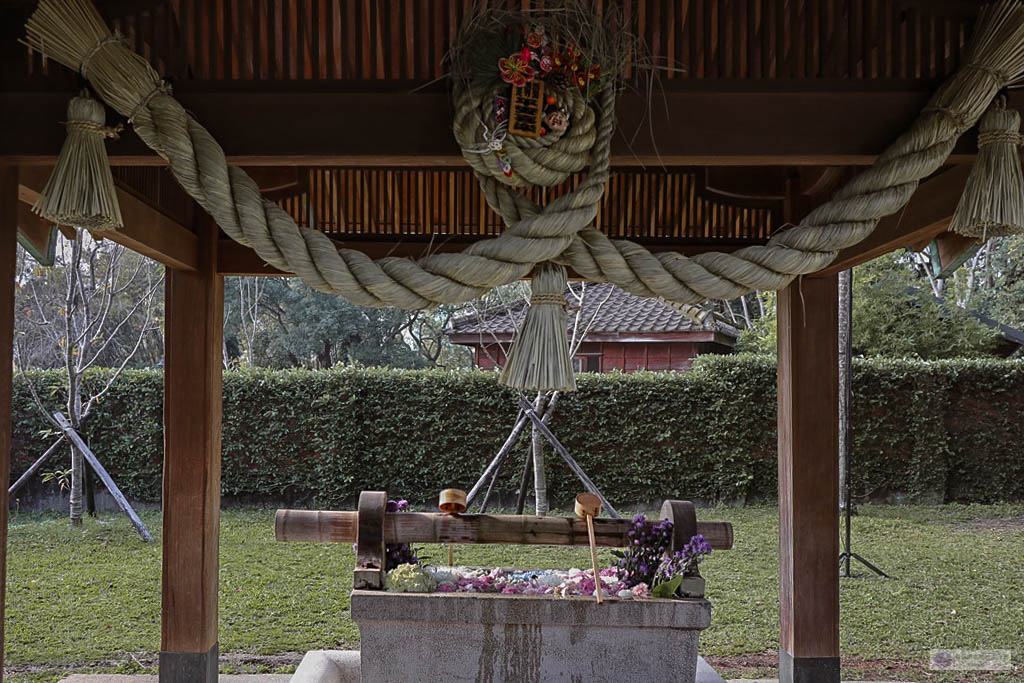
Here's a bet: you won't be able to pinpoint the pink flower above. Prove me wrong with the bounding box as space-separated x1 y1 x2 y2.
631 582 651 600
437 583 456 592
499 55 534 87
501 585 522 594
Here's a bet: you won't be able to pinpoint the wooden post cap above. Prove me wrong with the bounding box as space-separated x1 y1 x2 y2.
439 488 467 513
574 493 601 517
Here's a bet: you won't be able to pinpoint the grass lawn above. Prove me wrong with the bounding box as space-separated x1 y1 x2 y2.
5 504 1023 682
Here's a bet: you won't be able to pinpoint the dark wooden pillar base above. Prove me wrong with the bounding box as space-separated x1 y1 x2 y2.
779 650 840 683
159 643 218 683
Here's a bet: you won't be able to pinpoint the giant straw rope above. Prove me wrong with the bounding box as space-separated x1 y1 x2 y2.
24 0 1024 310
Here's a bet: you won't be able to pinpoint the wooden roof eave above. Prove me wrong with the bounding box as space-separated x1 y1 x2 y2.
0 87 1007 167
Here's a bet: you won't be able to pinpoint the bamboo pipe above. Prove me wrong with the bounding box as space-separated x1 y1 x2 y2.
276 509 734 550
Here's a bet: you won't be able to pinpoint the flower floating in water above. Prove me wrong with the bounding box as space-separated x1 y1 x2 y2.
499 54 535 86
631 582 651 600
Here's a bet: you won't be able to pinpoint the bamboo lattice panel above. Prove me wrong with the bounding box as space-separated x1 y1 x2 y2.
276 167 780 242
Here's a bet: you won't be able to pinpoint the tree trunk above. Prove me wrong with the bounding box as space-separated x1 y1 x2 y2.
531 392 548 517
318 340 332 368
66 237 85 526
838 269 852 512
739 294 753 328
67 405 85 526
68 442 84 525
84 458 96 516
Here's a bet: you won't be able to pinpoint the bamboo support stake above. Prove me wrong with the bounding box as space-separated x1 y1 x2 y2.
575 493 603 604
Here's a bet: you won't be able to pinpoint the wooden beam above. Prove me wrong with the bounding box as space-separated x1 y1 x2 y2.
16 201 56 266
815 164 971 276
3 88 1012 166
17 167 198 271
161 216 222 683
934 231 981 277
777 274 840 683
0 165 17 683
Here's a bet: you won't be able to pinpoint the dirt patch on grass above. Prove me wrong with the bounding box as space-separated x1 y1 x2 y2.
704 651 1016 681
957 516 1024 533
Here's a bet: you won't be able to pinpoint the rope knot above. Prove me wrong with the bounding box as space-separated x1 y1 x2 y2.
79 33 124 80
529 292 568 307
65 119 123 140
128 81 172 124
923 105 972 132
977 130 1022 147
963 62 1010 86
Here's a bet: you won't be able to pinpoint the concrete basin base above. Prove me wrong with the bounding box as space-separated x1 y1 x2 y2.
350 589 713 683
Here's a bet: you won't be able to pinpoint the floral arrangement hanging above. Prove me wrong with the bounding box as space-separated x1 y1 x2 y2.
450 2 624 189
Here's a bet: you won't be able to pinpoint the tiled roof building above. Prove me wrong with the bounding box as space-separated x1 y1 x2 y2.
448 284 738 372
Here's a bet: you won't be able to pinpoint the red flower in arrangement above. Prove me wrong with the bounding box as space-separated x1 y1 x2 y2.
526 32 545 48
553 44 583 72
538 54 554 72
499 54 535 86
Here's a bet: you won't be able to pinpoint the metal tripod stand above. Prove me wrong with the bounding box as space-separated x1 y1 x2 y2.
837 269 888 578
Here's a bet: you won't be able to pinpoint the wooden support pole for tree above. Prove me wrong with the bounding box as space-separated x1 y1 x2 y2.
52 413 153 541
8 437 64 498
777 274 841 683
161 216 223 683
53 414 152 541
0 165 19 682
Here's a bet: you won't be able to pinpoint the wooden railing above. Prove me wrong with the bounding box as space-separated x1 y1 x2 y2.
9 0 977 86
275 166 780 242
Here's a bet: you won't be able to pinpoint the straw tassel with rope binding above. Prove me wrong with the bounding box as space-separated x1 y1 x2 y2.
950 96 1024 240
33 91 123 233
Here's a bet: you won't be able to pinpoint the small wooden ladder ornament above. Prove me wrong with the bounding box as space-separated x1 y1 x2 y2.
439 488 467 566
575 492 603 604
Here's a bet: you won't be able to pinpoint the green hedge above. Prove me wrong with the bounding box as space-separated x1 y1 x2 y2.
10 357 1024 507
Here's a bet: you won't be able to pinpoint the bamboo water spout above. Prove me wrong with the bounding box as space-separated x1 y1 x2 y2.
275 508 733 550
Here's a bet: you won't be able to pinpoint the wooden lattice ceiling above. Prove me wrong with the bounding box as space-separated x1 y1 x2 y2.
272 167 782 244
3 0 982 86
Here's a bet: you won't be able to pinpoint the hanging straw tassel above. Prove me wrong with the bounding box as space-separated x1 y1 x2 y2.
950 97 1024 239
34 92 123 233
500 263 576 392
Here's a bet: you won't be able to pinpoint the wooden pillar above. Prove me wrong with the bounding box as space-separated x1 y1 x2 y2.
777 274 840 683
161 216 222 682
0 167 18 681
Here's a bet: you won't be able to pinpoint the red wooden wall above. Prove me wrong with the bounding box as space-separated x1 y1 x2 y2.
471 340 729 373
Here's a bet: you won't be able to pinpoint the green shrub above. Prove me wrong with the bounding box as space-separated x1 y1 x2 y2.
10 357 1024 507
